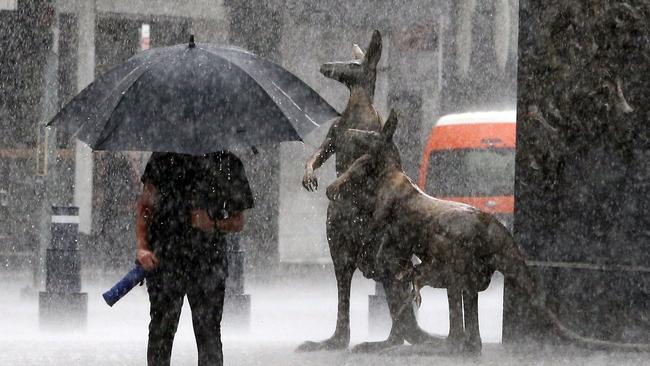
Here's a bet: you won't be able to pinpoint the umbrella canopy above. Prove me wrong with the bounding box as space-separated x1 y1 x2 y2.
47 36 339 154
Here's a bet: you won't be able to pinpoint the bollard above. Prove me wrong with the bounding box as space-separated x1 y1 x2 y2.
368 281 391 335
223 234 250 329
39 206 87 329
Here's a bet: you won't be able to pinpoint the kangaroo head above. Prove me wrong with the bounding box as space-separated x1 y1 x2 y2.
326 110 402 201
319 30 382 97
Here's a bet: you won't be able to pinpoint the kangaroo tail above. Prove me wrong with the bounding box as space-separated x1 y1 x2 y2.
494 232 650 352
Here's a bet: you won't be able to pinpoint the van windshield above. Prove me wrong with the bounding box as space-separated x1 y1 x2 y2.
425 148 515 197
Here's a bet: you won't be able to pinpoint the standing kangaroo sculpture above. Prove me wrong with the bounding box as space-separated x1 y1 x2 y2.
326 111 650 354
298 30 436 352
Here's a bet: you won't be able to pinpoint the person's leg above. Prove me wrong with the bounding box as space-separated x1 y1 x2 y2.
188 289 226 365
147 274 184 366
187 233 228 366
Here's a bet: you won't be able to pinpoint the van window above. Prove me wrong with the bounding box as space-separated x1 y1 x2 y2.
425 148 515 197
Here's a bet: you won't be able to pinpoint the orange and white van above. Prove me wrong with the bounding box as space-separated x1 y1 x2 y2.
417 111 516 229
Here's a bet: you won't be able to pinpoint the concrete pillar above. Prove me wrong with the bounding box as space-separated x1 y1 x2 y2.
225 0 283 270
73 0 95 234
221 0 285 326
34 0 59 290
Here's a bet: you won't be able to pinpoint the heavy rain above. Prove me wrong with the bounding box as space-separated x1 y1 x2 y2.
1 1 648 365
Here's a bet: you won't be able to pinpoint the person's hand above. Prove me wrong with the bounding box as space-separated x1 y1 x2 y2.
216 212 245 233
191 209 215 233
137 249 159 271
302 167 318 191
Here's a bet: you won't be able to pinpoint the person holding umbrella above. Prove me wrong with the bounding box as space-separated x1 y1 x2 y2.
136 150 253 366
46 35 339 365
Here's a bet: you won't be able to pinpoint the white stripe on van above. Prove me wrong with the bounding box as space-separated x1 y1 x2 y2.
436 111 516 126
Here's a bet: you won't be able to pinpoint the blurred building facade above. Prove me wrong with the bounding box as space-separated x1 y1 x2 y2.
0 0 518 277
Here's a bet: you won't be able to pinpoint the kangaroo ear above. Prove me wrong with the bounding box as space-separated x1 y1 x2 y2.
363 30 382 68
352 44 364 60
382 109 398 142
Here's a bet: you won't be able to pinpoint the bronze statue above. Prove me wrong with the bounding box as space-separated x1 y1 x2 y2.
327 111 650 354
299 30 435 352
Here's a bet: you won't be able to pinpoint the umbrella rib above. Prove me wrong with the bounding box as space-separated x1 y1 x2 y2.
68 66 146 144
228 49 339 127
91 66 148 149
270 81 319 127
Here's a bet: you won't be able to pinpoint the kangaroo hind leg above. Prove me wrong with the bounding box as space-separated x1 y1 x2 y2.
462 289 482 355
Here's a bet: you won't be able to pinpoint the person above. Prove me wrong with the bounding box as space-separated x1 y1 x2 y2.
135 151 254 366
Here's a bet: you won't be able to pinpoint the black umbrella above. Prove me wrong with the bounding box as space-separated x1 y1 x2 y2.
47 36 339 154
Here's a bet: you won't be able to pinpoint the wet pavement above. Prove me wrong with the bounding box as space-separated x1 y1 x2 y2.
1 271 647 365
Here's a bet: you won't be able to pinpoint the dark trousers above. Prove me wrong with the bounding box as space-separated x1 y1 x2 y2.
146 232 228 366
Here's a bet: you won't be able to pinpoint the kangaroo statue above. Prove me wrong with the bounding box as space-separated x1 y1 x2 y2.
298 30 436 352
326 111 650 354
